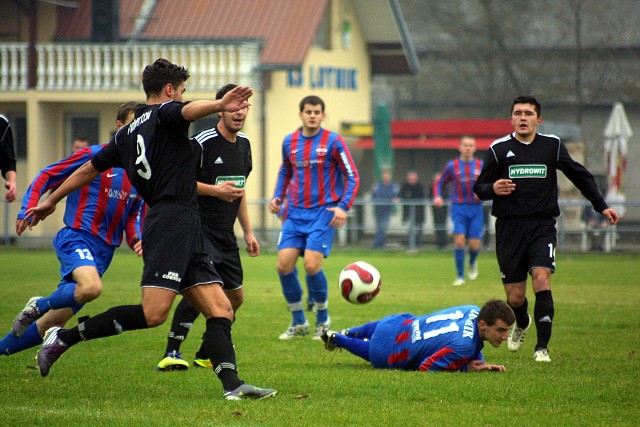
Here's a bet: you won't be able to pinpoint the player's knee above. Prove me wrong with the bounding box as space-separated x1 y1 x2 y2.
216 299 235 320
75 282 103 303
228 295 243 313
531 270 551 291
303 260 322 274
275 263 289 275
143 308 170 328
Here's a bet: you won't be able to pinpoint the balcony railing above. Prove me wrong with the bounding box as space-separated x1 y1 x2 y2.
0 42 260 91
0 43 28 90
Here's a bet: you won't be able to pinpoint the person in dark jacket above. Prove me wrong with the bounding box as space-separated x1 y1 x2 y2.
400 171 425 253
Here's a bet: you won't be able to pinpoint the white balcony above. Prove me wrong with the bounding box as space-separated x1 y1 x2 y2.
0 42 260 91
0 43 29 90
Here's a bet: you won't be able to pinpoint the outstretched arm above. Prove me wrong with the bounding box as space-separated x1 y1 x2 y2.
181 86 253 122
23 161 100 228
467 360 506 372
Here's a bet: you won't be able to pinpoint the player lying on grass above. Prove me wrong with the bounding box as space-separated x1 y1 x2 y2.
321 299 515 372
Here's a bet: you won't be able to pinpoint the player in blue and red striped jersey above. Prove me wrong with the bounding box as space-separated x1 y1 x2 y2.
321 299 515 373
268 95 360 340
433 136 485 286
0 102 145 356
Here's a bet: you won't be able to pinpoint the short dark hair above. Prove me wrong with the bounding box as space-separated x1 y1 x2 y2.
477 300 516 327
511 96 541 117
141 58 190 98
116 101 138 123
299 95 325 112
216 83 238 100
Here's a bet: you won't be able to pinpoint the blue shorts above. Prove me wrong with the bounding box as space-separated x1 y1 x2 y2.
53 226 115 284
277 205 337 257
369 313 413 369
450 203 484 239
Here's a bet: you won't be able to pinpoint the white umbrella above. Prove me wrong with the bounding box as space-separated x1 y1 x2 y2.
604 102 633 217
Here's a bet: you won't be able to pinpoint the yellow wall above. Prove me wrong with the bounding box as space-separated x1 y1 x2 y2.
1 0 374 243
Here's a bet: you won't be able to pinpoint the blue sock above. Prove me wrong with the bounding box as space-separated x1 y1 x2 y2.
334 334 371 361
345 320 379 339
37 282 80 313
307 271 328 324
279 268 306 325
468 248 479 266
454 248 465 278
0 322 43 355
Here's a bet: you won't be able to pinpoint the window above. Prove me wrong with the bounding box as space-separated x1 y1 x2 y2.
65 113 100 155
7 114 27 159
313 5 332 50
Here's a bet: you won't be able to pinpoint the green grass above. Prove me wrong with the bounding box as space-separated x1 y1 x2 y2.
0 248 638 426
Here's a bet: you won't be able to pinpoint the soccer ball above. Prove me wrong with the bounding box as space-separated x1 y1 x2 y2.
338 261 381 304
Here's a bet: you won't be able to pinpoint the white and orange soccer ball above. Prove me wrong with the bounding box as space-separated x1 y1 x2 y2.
338 261 381 304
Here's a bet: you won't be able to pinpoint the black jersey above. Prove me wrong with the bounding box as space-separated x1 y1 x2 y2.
193 126 252 234
0 115 17 178
92 101 199 208
474 133 608 219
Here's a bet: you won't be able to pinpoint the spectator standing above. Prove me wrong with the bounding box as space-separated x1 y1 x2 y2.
400 171 425 254
371 169 399 249
429 172 448 250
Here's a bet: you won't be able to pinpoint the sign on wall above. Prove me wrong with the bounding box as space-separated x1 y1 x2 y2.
287 66 358 90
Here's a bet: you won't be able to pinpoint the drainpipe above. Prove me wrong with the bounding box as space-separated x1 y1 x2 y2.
259 69 270 242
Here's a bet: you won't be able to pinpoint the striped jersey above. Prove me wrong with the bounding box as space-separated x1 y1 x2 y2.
436 158 483 204
17 144 145 247
376 305 485 372
272 128 360 212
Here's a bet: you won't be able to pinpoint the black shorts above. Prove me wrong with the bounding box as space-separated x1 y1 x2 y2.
202 228 243 291
141 202 219 293
495 216 557 284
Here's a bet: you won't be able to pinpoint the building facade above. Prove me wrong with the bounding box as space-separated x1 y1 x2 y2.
0 0 417 243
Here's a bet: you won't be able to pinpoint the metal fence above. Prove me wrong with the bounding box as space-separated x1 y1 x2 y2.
251 199 640 253
4 199 640 253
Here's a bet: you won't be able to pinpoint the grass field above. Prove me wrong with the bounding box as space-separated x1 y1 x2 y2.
0 247 638 426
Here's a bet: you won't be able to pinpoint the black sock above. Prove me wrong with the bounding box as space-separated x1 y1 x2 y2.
203 317 242 391
165 298 200 355
195 332 208 360
534 290 554 350
510 297 529 328
58 305 148 347
195 331 234 360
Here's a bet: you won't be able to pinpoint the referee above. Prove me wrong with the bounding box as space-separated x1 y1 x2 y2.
474 96 619 362
157 83 258 371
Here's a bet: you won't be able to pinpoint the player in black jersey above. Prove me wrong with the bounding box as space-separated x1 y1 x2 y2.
474 96 619 363
156 83 258 371
25 59 276 400
0 114 17 203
